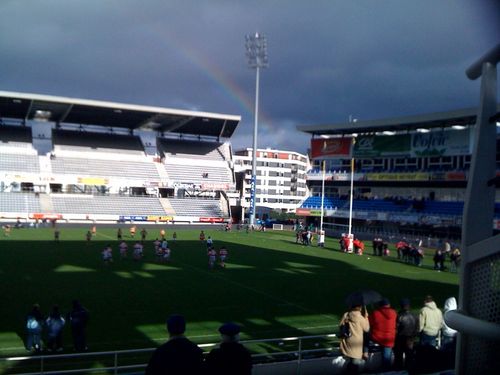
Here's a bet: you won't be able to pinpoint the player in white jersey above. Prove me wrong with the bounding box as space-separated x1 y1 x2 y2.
162 246 171 262
153 238 161 255
219 247 228 268
161 239 168 251
154 242 163 262
207 247 217 269
119 241 128 259
133 242 143 261
206 236 213 249
102 245 113 265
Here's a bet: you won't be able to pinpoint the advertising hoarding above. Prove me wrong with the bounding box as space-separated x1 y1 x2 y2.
310 138 352 159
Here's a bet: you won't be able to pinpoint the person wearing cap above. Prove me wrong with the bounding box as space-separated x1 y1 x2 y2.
394 298 419 370
145 314 203 375
205 322 252 375
368 298 397 371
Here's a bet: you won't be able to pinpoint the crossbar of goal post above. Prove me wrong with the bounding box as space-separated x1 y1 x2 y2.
272 223 284 230
321 222 349 237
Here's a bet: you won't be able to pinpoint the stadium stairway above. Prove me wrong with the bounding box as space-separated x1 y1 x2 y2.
39 193 54 212
159 198 176 216
38 154 52 174
154 161 169 179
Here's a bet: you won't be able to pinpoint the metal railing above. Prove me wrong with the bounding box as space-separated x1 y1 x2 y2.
0 334 340 375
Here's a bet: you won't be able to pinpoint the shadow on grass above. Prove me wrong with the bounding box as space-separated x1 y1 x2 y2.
0 228 458 373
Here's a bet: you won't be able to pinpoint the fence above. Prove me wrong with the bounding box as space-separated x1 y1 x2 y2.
0 334 340 375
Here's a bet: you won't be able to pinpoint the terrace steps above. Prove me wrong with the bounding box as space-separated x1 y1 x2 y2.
159 198 176 216
39 193 53 212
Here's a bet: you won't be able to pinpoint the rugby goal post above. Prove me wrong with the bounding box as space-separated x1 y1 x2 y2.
272 223 284 231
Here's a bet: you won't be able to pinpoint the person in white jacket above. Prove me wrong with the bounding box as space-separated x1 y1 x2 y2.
441 297 457 351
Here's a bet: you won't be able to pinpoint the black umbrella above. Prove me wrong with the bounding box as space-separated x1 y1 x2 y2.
345 290 382 307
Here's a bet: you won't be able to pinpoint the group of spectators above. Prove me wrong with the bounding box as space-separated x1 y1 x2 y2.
25 300 89 353
146 315 252 375
392 238 461 272
339 295 457 374
433 244 461 272
395 239 425 266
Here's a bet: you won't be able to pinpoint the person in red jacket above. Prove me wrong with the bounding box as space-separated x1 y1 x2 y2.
369 298 397 371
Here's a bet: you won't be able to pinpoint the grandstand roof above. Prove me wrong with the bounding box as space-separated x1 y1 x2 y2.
297 105 500 136
0 91 241 138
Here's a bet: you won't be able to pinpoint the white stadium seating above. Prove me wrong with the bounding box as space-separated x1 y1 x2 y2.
168 197 223 217
50 194 166 215
51 157 160 181
0 192 41 213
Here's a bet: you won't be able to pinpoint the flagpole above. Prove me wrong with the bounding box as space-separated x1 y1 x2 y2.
348 138 355 240
320 160 326 233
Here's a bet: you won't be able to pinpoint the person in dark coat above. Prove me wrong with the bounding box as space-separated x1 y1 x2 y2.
205 322 252 375
393 298 419 370
433 249 446 271
67 300 89 351
145 314 203 375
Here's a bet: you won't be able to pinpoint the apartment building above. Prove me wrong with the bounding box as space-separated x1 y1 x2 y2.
233 148 310 214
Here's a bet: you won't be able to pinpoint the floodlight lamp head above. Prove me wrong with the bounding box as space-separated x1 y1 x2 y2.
245 32 269 69
417 128 430 133
34 110 52 121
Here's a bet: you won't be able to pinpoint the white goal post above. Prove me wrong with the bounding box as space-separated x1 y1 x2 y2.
272 224 284 231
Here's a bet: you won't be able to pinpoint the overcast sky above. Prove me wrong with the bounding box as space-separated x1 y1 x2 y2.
0 0 498 154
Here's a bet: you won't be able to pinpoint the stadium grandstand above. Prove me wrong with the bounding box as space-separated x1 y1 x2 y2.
0 91 240 225
297 104 500 240
297 43 500 375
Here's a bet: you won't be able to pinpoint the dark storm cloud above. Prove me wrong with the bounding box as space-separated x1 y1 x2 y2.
0 0 498 154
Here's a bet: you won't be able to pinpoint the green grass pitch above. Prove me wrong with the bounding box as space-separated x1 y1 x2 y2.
0 226 458 357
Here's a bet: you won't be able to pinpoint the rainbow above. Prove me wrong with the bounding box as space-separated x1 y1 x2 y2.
155 28 274 133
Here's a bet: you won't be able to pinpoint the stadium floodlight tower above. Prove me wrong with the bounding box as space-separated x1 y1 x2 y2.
245 32 268 227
